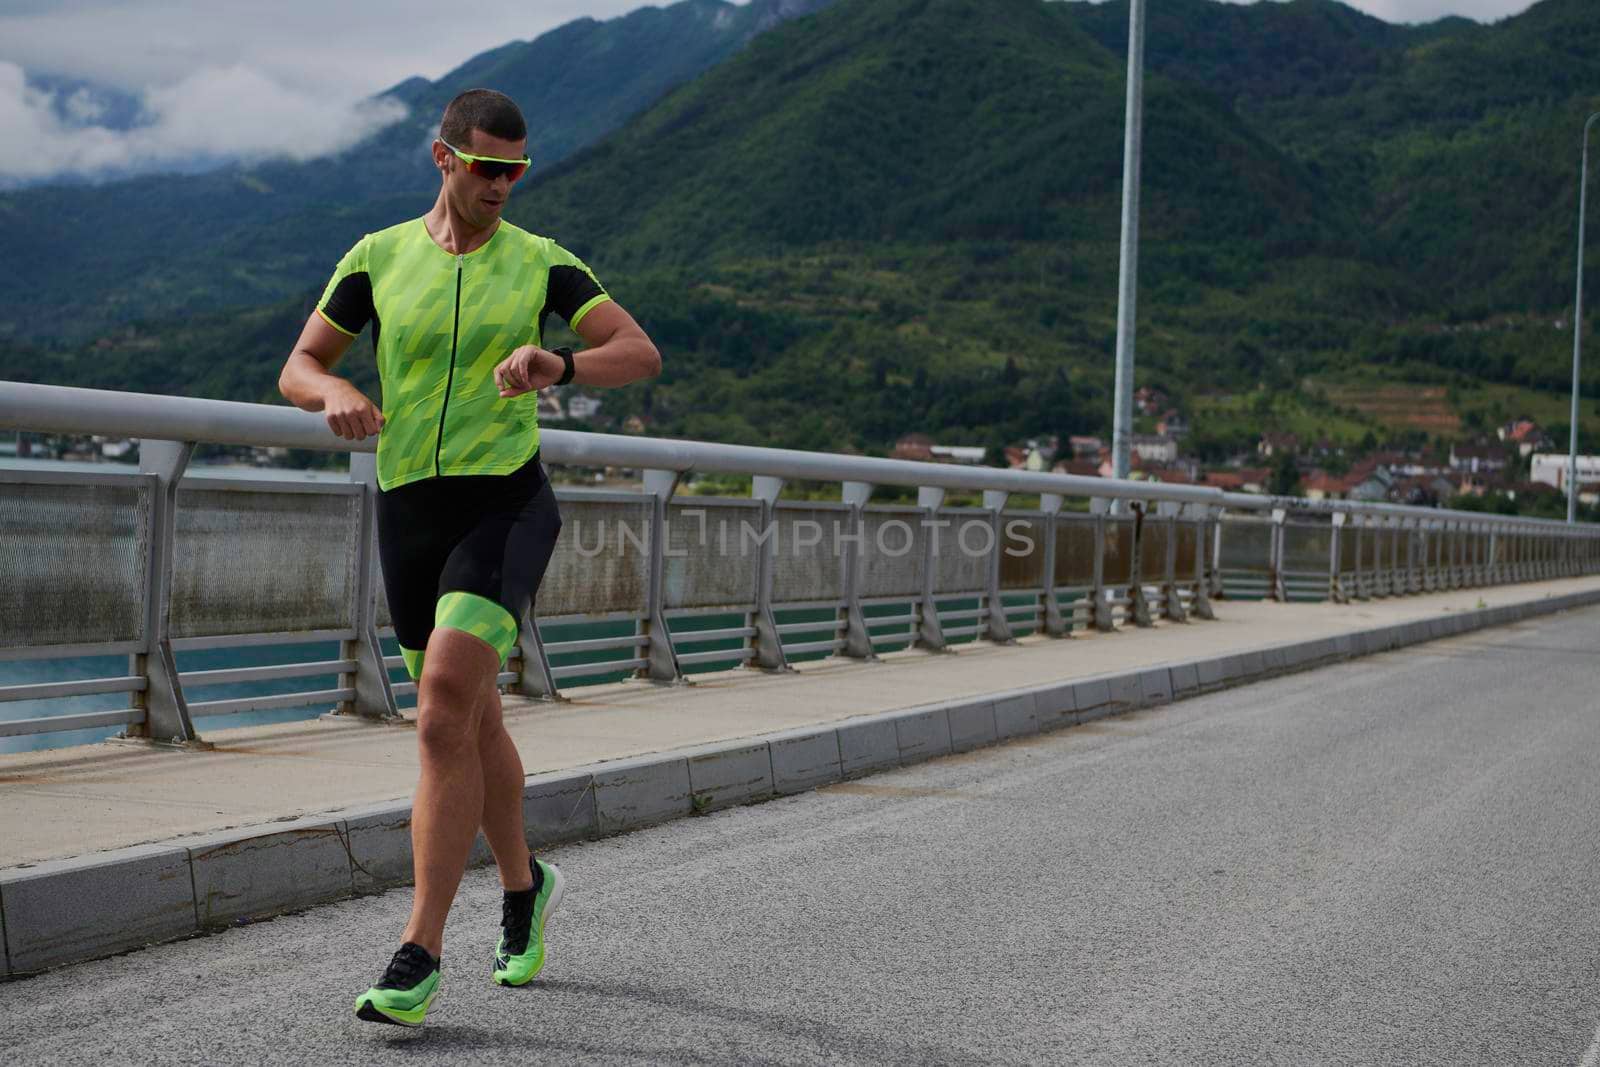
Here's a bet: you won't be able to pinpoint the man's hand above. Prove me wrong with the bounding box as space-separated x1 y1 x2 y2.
495 345 565 398
322 380 385 441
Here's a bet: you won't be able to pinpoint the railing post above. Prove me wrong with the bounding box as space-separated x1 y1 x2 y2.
916 485 951 651
1329 512 1347 602
1376 516 1390 597
982 489 1016 644
1210 508 1225 599
639 469 685 684
1157 500 1185 621
1446 519 1460 589
1092 498 1115 630
1127 501 1153 627
1404 518 1416 591
1187 503 1216 620
1440 518 1452 591
1474 521 1489 586
1364 515 1377 598
1404 517 1420 594
1270 507 1288 602
1039 493 1068 637
840 480 877 660
130 439 199 745
750 475 791 671
337 452 402 718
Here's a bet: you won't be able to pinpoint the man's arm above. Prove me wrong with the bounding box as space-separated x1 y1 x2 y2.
566 300 661 386
278 313 385 441
494 300 661 397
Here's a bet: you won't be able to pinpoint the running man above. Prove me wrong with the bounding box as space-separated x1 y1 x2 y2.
278 88 661 1026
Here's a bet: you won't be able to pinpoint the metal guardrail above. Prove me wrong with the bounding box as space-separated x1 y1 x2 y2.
3 381 1597 746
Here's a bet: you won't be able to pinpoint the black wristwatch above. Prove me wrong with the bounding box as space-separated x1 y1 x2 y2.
553 346 575 386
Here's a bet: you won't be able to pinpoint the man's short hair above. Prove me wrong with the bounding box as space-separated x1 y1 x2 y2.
440 89 526 146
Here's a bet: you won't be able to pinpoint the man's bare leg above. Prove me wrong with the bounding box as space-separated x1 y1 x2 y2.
477 687 533 891
401 627 500 957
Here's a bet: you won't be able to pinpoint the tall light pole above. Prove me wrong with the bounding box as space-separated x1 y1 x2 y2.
1569 112 1600 524
1111 0 1147 487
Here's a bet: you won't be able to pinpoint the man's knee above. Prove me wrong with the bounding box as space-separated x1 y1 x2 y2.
415 635 497 759
417 692 481 760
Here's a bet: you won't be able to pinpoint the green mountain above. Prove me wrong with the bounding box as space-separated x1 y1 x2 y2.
0 0 833 342
1078 0 1600 316
6 0 1599 463
523 0 1338 259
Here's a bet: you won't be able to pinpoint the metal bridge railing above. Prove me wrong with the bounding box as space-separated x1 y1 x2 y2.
3 381 1597 747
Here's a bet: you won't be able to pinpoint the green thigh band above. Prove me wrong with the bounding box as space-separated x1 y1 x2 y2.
435 591 520 665
400 646 426 681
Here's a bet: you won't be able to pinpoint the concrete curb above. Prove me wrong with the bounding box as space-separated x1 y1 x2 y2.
5 587 1599 977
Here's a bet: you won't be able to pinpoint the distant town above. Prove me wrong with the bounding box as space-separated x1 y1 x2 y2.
893 386 1600 514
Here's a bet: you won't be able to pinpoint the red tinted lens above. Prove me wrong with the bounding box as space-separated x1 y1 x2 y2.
467 159 527 182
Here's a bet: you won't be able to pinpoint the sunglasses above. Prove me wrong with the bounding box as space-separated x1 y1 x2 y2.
439 138 530 182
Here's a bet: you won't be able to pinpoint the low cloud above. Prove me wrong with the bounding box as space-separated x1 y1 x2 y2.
0 62 405 185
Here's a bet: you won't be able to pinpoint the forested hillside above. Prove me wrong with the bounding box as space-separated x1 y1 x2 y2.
5 0 1597 459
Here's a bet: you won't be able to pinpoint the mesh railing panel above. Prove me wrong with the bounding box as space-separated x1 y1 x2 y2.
1174 523 1200 582
1141 521 1171 583
171 487 359 639
931 509 991 596
769 505 848 605
999 514 1047 590
375 567 392 629
539 497 652 617
858 508 927 599
1102 519 1135 585
1 478 151 649
1368 529 1389 573
1282 523 1331 574
663 501 760 611
1219 519 1273 574
1054 517 1098 587
1358 529 1378 571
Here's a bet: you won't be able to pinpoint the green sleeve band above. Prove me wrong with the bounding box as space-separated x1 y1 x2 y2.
315 306 359 338
568 293 612 331
435 591 520 664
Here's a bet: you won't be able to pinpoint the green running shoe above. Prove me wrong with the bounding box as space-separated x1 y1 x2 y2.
355 942 441 1027
493 857 565 986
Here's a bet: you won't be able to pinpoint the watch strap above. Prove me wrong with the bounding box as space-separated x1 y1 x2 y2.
554 346 575 386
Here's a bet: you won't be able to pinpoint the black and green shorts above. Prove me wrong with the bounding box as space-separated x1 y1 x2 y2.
375 450 562 681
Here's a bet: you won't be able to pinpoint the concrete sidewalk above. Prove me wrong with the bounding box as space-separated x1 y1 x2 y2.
4 576 1598 870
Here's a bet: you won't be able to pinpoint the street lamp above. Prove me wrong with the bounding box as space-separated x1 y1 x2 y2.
1568 111 1600 524
1111 0 1147 492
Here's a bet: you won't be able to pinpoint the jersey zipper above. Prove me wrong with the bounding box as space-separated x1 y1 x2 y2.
434 253 464 477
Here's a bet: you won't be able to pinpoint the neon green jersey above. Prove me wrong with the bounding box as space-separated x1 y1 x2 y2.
316 217 611 492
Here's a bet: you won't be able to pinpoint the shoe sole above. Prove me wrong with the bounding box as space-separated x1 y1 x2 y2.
355 987 436 1027
493 862 565 987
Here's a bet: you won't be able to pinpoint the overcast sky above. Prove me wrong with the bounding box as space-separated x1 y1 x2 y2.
0 0 1544 184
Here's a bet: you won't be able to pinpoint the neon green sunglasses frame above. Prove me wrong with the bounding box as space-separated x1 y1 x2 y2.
438 138 531 181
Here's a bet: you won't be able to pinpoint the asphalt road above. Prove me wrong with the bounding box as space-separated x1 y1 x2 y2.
5 608 1600 1066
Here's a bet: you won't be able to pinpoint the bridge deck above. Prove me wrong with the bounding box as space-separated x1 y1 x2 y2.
4 576 1598 870
5 600 1600 1062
